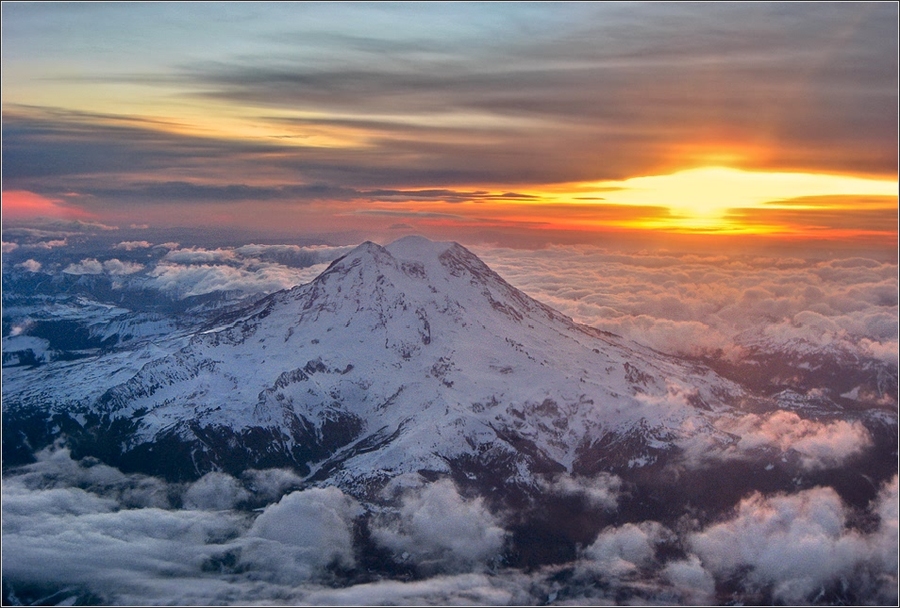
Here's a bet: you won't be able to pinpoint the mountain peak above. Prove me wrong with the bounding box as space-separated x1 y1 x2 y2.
384 235 456 261
319 235 489 290
323 236 457 276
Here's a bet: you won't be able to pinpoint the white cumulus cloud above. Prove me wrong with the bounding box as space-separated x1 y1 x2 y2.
244 487 362 576
63 258 104 275
724 410 873 470
690 483 898 604
582 521 672 576
113 240 152 250
370 479 507 574
63 258 143 275
183 472 250 511
15 259 42 272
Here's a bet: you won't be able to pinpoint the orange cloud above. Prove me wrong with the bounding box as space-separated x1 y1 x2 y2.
2 190 94 220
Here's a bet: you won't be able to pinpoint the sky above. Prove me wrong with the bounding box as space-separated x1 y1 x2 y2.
1 2 898 250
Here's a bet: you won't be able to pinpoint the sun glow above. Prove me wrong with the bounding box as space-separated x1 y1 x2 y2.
553 166 898 234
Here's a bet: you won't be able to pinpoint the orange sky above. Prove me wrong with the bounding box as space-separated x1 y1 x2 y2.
2 3 897 249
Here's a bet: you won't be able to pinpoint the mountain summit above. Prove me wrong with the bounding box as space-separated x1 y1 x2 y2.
35 236 740 493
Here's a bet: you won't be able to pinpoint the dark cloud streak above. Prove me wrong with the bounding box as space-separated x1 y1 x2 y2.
1 109 284 182
172 4 897 178
727 206 899 234
2 3 895 232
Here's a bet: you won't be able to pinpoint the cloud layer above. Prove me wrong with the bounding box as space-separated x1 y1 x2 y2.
476 245 898 363
3 449 895 606
144 243 354 298
3 233 355 301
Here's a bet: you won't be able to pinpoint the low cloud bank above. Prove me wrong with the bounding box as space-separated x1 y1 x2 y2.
143 243 356 298
63 258 144 276
137 244 351 298
678 409 876 471
4 235 356 301
476 245 898 364
1 449 362 603
146 261 321 298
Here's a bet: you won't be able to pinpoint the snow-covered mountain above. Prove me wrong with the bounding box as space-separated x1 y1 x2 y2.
5 236 759 494
4 235 895 605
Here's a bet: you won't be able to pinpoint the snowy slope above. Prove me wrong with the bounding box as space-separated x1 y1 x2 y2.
41 236 747 490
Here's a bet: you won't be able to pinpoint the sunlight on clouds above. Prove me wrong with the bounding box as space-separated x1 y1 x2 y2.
557 167 897 233
157 106 377 149
690 485 897 604
1 190 94 220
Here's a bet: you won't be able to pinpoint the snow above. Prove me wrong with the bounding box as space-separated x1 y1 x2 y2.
841 386 861 401
384 234 454 261
2 335 51 358
5 236 755 488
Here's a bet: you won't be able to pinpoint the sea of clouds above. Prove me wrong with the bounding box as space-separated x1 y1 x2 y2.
473 245 898 364
3 237 356 301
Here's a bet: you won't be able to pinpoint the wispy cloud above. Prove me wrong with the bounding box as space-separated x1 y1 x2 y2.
2 3 896 239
